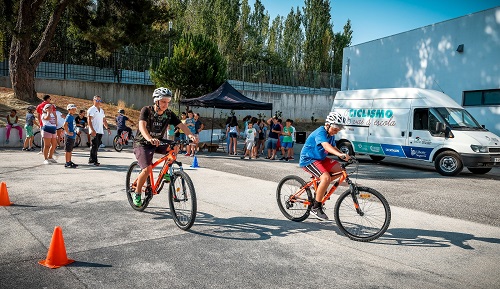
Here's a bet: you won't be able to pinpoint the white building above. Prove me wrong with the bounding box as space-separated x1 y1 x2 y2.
341 7 500 136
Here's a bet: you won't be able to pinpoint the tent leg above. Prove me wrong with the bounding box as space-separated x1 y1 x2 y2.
210 106 215 145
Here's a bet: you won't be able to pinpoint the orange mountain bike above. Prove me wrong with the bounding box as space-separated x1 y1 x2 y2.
126 140 196 230
277 157 391 242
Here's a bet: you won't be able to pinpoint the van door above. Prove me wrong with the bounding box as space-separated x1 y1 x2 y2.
365 99 411 158
405 108 445 161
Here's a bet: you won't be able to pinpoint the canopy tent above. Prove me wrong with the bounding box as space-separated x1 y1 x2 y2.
181 81 273 144
181 81 273 110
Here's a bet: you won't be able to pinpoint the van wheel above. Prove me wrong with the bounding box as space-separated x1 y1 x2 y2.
467 167 492 174
434 151 463 176
337 141 354 156
369 155 385 162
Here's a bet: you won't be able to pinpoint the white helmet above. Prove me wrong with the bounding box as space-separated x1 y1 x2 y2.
325 111 346 128
153 87 173 102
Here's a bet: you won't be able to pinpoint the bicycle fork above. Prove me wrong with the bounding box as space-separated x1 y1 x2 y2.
346 178 364 216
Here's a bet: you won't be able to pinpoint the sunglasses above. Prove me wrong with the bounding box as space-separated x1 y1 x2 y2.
95 99 102 103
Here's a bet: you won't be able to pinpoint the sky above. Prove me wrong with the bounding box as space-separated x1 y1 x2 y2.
252 0 500 45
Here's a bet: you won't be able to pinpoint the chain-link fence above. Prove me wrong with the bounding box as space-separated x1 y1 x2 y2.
1 40 340 95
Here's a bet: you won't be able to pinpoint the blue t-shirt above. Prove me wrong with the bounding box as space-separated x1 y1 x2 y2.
116 115 129 130
65 114 76 139
268 123 281 139
299 126 336 167
185 118 196 134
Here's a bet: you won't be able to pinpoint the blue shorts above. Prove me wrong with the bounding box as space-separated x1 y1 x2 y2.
266 138 278 149
281 141 293 149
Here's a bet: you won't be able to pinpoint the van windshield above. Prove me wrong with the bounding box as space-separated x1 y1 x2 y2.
435 107 484 130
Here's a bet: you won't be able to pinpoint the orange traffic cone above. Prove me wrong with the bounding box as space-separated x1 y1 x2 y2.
39 226 75 269
0 182 13 206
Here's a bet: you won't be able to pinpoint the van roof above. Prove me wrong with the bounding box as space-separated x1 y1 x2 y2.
334 88 461 108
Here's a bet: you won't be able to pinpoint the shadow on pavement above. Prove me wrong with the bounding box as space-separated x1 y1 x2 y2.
68 261 113 268
377 227 500 249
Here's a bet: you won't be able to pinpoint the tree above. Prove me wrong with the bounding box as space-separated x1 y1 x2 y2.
332 19 353 75
151 33 227 100
282 7 303 70
4 0 164 102
302 0 333 72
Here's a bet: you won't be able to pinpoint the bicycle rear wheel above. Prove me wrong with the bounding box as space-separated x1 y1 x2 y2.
33 131 42 148
113 135 123 152
334 186 391 242
126 161 152 211
168 170 197 230
276 175 312 222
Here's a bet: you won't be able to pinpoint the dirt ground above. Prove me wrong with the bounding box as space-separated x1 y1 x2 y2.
0 86 319 132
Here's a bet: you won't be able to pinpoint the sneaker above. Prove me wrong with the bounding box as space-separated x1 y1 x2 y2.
22 148 28 151
48 158 57 163
190 153 195 157
5 139 9 144
43 159 50 165
184 153 190 156
99 144 105 148
240 156 245 159
311 206 329 221
93 162 100 166
289 156 295 160
285 157 289 162
30 147 36 151
132 193 142 206
279 157 285 160
248 156 251 160
265 156 270 159
86 142 90 147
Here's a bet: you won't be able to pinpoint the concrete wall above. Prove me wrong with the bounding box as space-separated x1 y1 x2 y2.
341 7 500 136
1 76 335 122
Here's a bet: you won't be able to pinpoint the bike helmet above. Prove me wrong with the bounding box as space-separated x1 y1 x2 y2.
325 111 346 128
26 105 36 111
152 87 173 102
118 109 125 114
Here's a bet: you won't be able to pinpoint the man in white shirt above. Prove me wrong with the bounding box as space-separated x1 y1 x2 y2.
87 95 111 166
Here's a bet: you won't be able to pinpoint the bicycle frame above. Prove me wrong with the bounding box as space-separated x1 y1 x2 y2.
292 164 361 212
146 150 177 196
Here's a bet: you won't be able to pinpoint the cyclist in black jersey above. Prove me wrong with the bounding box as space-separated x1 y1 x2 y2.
131 87 196 206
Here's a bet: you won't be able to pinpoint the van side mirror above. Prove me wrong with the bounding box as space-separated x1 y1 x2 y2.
435 122 446 133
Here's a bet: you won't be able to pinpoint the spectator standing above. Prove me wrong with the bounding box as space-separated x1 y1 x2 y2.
22 106 37 151
226 116 239 155
280 119 295 161
87 95 111 166
289 120 296 160
265 116 281 160
194 113 204 154
257 120 267 156
75 109 90 147
41 104 58 164
36 95 52 153
63 104 78 168
5 109 23 144
55 109 66 148
185 110 197 156
166 124 175 141
178 112 187 153
240 122 256 159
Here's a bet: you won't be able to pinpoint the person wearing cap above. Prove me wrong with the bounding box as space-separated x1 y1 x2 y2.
36 95 53 153
41 103 58 164
63 104 78 168
130 87 196 207
87 95 111 166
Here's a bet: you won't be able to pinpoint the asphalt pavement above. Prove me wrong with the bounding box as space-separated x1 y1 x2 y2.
0 146 499 289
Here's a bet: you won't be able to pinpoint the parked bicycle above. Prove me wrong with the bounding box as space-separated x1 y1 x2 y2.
276 157 391 242
113 130 131 152
125 140 197 230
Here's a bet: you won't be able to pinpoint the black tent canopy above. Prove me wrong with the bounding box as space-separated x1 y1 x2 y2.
180 81 273 145
180 81 273 110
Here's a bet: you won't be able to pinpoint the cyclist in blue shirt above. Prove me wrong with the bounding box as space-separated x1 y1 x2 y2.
299 111 350 220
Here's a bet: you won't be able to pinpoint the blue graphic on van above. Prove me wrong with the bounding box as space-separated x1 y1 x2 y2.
402 146 434 160
348 109 393 118
380 144 406 157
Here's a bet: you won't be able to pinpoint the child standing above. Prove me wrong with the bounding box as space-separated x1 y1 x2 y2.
22 106 37 151
241 122 256 159
280 119 295 161
63 104 78 168
5 109 23 144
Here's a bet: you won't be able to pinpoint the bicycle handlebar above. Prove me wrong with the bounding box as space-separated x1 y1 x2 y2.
340 156 357 169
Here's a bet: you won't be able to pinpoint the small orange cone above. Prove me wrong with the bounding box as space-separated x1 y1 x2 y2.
39 226 75 269
0 182 13 206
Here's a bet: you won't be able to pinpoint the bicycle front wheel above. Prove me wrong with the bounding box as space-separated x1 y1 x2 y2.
276 175 312 222
168 170 197 230
113 135 123 152
334 186 391 242
126 161 152 211
33 131 42 148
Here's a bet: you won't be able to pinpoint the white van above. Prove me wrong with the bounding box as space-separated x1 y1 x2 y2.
332 88 500 176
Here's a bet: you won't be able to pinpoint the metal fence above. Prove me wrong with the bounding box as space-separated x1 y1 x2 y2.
0 41 340 95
